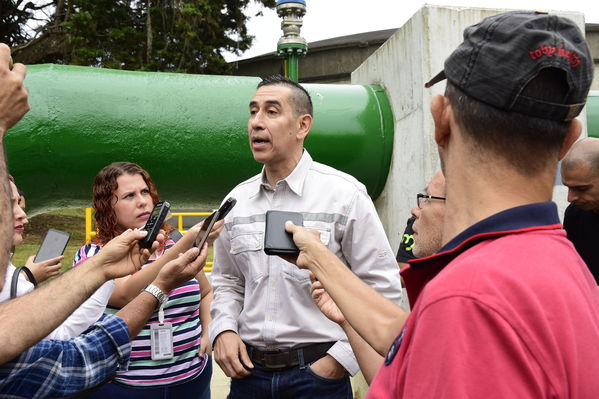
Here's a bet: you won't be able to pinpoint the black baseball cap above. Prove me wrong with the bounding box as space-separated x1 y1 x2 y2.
425 11 593 122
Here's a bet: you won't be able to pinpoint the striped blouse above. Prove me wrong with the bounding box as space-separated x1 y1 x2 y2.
73 240 208 387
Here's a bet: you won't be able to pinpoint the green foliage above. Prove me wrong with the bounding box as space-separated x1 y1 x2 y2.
6 0 275 74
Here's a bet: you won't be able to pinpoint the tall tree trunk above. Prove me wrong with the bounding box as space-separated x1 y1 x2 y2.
146 0 152 66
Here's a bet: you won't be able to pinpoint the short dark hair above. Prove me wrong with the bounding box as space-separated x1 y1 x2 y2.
562 140 599 175
257 75 313 117
445 68 570 175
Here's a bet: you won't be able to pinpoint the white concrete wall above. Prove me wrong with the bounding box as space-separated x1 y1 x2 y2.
352 5 588 249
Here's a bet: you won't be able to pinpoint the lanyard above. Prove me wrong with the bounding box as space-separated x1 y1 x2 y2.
158 303 166 324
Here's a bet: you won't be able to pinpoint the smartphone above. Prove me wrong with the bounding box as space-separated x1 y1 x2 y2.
139 201 171 249
193 209 221 252
192 197 237 252
264 210 303 257
217 197 237 221
169 229 183 243
34 229 71 263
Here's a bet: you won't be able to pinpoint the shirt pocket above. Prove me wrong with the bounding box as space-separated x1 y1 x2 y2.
303 220 332 247
281 220 332 284
230 227 264 282
230 230 263 254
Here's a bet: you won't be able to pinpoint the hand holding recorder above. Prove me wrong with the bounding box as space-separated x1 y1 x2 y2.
93 228 164 281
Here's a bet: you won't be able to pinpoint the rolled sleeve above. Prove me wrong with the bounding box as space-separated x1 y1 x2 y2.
328 340 360 376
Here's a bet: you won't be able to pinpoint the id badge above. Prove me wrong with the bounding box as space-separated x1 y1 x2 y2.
150 322 174 360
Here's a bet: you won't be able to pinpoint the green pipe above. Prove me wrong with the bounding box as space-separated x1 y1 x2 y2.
6 64 394 213
278 43 307 82
285 54 299 82
587 91 599 138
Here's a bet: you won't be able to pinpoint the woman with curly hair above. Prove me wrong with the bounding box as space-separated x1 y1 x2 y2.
73 161 219 399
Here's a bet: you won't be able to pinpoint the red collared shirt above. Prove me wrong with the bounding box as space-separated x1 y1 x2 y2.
368 202 599 398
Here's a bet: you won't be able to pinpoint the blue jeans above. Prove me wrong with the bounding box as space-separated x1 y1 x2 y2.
84 357 212 399
228 362 352 399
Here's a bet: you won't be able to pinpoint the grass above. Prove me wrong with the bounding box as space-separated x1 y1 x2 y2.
11 208 215 277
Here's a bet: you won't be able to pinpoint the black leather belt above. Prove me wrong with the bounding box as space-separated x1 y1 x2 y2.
246 342 335 370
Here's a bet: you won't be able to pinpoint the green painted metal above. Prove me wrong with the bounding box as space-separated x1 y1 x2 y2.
286 54 299 82
6 64 394 213
278 43 307 82
587 91 599 138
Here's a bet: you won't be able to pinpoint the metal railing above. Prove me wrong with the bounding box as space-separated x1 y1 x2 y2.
85 208 215 272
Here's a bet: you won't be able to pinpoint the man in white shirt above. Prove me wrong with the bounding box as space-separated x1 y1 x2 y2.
210 75 402 398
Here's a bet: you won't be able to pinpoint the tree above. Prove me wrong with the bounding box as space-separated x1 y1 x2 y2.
0 1 53 47
7 0 275 74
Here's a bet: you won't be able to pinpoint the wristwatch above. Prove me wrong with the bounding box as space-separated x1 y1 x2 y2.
144 284 168 309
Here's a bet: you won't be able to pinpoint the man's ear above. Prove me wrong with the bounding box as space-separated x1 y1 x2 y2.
559 118 582 160
297 114 312 141
431 94 452 148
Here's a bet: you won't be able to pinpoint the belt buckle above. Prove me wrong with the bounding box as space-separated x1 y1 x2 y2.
261 349 295 370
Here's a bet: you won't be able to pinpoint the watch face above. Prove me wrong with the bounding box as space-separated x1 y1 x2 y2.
146 285 168 307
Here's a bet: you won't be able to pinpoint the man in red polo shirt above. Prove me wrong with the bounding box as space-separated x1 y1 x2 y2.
286 11 599 398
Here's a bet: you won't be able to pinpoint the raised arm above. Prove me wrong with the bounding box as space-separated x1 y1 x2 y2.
109 220 224 307
116 244 208 337
0 44 29 285
311 278 383 384
287 222 408 356
0 229 155 364
0 245 209 398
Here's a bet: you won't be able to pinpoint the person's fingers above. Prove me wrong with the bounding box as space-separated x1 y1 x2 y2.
215 355 236 377
188 244 207 270
312 280 324 290
284 220 297 233
312 287 325 300
0 43 9 57
49 262 62 270
238 343 254 370
45 255 64 266
182 246 201 264
11 62 26 79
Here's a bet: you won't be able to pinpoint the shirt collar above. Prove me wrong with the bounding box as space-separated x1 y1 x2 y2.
251 150 313 197
402 202 562 308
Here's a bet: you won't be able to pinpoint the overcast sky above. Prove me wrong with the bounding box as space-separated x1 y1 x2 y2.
224 0 599 62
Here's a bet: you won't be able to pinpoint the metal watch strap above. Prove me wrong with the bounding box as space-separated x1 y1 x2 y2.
144 284 168 309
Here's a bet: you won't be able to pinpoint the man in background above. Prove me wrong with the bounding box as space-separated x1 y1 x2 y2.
561 137 599 284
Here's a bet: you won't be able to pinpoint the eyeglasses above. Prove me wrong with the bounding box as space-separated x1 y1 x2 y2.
416 193 446 209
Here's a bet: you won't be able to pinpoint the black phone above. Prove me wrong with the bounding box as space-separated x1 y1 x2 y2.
193 210 221 252
217 197 237 221
264 210 303 257
169 229 183 243
192 197 237 251
34 229 71 263
139 201 171 249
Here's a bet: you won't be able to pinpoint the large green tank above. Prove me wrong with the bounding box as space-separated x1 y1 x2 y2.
6 64 394 213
